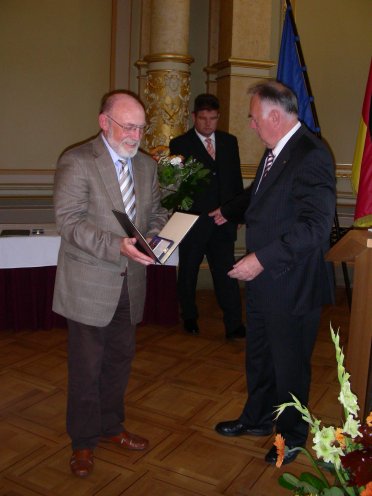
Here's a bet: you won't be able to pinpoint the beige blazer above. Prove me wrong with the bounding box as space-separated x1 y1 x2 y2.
52 134 168 326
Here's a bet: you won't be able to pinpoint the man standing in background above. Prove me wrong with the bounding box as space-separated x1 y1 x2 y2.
211 81 335 465
53 90 168 477
169 94 245 340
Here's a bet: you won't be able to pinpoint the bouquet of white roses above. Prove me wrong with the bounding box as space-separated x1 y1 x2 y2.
151 145 210 212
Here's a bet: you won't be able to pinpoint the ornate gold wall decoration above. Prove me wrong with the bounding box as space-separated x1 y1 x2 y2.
144 69 191 151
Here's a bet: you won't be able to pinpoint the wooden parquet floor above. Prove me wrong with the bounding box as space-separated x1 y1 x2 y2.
0 289 350 495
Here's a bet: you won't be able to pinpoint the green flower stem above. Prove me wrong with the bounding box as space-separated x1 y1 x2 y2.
160 186 178 193
334 466 357 496
343 406 349 424
293 447 330 488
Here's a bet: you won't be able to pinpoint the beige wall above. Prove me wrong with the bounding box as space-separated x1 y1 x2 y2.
0 0 112 170
295 0 371 164
1 0 370 170
188 0 209 113
0 0 371 228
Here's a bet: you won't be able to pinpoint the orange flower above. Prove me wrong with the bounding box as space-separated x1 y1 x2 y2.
335 427 346 449
274 433 286 468
367 411 372 427
361 481 372 496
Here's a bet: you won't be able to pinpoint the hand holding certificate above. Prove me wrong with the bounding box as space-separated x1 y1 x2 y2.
113 210 198 265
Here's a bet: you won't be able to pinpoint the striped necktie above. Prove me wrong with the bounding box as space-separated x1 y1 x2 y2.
262 151 275 179
118 159 136 221
205 137 215 159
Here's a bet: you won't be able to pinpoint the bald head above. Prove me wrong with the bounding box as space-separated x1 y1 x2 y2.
98 90 146 158
100 90 145 115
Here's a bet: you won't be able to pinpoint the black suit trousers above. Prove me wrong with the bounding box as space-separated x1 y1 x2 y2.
66 278 136 450
239 296 321 446
177 217 242 333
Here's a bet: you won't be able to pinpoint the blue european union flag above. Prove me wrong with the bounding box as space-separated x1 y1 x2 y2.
277 7 320 134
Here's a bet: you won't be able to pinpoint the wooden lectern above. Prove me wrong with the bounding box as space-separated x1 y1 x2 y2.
326 229 372 419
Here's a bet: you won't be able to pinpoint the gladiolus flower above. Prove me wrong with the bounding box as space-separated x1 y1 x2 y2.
339 380 359 416
274 433 286 468
343 414 362 438
335 427 346 449
361 481 372 496
355 413 372 452
274 328 371 495
366 412 372 428
341 448 372 486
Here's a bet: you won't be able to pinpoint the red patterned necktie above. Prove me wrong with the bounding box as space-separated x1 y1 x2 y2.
205 137 215 159
118 159 136 220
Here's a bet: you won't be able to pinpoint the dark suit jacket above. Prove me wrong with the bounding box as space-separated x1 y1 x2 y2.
222 124 336 315
169 128 243 241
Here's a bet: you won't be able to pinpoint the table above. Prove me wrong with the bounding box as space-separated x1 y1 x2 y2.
0 224 178 331
0 224 61 268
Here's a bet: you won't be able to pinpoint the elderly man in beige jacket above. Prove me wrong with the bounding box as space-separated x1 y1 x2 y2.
53 90 168 477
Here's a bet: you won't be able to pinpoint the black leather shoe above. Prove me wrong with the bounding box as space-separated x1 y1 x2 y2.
215 420 273 437
265 444 302 465
183 319 199 335
226 325 246 340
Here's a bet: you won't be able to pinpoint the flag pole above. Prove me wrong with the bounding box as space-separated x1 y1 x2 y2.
284 0 321 138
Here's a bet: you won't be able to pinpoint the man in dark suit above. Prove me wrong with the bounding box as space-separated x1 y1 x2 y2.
169 94 245 339
211 81 336 464
53 90 168 477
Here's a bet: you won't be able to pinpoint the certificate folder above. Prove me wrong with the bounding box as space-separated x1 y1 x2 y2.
113 210 198 264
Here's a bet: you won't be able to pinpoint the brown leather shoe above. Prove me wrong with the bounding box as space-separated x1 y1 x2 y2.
70 449 94 477
100 430 149 450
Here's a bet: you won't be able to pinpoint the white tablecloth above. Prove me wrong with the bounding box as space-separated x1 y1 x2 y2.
0 225 179 328
0 224 60 269
0 223 177 268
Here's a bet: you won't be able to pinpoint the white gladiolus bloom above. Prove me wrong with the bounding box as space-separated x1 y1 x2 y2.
343 415 362 438
339 381 359 416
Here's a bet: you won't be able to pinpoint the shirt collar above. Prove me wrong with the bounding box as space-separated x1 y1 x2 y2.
272 121 301 158
194 128 216 144
101 133 132 176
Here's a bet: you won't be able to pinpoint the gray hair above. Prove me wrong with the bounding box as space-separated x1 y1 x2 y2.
248 81 298 116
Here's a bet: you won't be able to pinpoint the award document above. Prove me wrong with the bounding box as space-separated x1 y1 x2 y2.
113 210 198 265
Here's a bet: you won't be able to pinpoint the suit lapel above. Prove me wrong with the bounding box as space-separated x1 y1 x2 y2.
252 125 304 203
253 151 290 201
250 152 271 202
214 130 226 159
93 135 124 212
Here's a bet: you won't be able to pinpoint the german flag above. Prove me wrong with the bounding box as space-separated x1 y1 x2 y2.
351 58 372 227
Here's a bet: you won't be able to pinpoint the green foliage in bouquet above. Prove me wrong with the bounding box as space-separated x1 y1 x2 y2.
272 325 372 496
151 146 210 212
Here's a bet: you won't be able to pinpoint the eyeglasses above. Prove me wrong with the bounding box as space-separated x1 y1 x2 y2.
105 114 147 134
